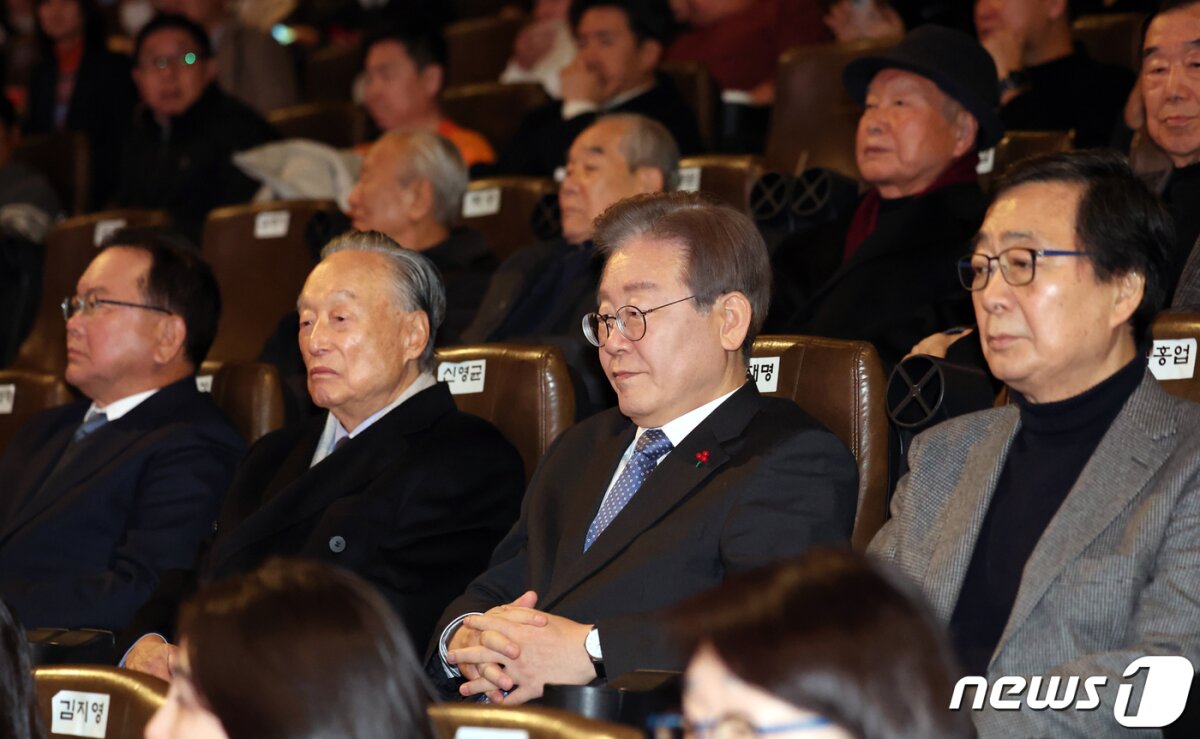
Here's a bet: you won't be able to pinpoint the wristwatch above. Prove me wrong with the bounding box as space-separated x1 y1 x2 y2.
585 626 605 679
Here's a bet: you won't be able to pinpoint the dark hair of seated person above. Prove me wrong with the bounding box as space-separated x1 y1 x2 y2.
674 548 972 739
0 598 44 739
175 558 436 739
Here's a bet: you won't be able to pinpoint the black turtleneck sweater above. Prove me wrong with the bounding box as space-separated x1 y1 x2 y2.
1165 162 1200 298
949 357 1145 676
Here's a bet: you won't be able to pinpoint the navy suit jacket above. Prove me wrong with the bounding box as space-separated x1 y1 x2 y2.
428 382 858 692
0 377 244 631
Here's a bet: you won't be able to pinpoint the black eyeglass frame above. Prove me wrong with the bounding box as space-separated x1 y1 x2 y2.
957 246 1090 291
582 295 697 348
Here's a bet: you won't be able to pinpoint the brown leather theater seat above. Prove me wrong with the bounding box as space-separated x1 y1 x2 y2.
14 130 91 215
198 361 286 444
1149 312 1200 404
303 42 361 103
462 177 560 261
434 343 575 483
0 370 73 456
201 199 337 363
677 155 763 212
751 335 890 550
445 15 524 87
766 39 896 179
661 60 721 151
441 81 550 153
34 665 166 739
266 101 370 149
11 209 172 375
978 130 1075 193
429 704 643 739
1072 12 1145 73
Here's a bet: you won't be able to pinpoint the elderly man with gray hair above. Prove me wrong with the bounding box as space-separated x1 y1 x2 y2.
123 231 525 679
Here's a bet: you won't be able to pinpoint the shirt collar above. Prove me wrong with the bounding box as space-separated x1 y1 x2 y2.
605 81 655 110
634 383 743 447
312 372 437 467
89 388 160 422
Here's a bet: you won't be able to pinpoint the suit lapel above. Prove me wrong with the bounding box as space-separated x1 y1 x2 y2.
0 413 80 539
923 407 1020 621
542 385 758 608
994 377 1176 661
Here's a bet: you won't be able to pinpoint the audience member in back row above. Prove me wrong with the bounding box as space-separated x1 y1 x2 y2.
676 549 972 739
125 231 524 678
114 13 278 243
144 559 436 739
361 18 495 168
0 234 244 632
768 25 1000 367
463 113 677 415
872 150 1200 737
665 0 831 103
261 130 496 421
500 0 576 99
158 0 300 115
24 0 136 206
496 0 702 177
431 192 858 704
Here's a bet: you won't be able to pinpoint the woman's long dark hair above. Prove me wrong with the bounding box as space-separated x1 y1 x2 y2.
34 0 108 57
177 558 437 739
0 598 44 739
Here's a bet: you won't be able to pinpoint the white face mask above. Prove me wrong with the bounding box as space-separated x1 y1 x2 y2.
119 0 155 36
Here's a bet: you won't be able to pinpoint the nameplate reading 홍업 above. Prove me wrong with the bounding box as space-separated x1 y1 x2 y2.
438 359 486 395
1148 339 1197 381
463 188 502 219
195 375 214 393
51 690 110 739
678 167 701 193
254 210 291 239
0 383 14 414
92 218 126 247
748 356 780 393
453 728 529 739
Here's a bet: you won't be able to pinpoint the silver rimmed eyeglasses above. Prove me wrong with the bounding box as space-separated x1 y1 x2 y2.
62 294 174 321
957 247 1090 291
582 295 696 347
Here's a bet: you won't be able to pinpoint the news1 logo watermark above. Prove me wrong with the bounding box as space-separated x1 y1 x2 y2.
949 656 1194 728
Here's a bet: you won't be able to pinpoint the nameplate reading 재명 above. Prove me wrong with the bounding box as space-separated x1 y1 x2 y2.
678 166 701 193
749 356 780 393
438 359 486 395
1148 338 1197 381
462 188 502 219
92 218 126 247
976 148 996 175
253 210 290 239
0 383 13 414
51 690 110 739
195 375 214 393
454 729 529 739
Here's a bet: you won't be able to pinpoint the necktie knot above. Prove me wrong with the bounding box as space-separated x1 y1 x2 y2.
73 409 108 443
634 428 672 460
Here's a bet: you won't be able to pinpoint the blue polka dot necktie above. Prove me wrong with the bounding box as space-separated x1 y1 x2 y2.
72 409 108 443
585 428 673 551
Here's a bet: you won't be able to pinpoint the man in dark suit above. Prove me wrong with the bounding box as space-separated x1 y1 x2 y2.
124 230 525 678
496 0 703 177
0 234 244 631
432 192 858 704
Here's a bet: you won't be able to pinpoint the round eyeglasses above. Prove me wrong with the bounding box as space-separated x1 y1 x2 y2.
958 247 1091 291
62 294 174 321
582 296 696 348
140 52 201 71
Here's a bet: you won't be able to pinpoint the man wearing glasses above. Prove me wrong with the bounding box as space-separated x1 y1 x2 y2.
0 235 244 632
430 191 858 704
114 13 277 243
872 150 1200 736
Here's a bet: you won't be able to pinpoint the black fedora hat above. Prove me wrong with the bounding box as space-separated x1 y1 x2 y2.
843 25 1005 150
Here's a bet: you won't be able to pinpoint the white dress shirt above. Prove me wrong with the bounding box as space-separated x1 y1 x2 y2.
86 388 160 421
309 372 437 468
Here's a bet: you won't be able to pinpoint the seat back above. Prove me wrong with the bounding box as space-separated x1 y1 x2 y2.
1149 312 1200 404
13 130 91 215
462 177 560 260
266 101 370 148
441 81 551 153
445 15 524 87
34 665 166 739
0 370 73 456
751 335 889 550
677 155 763 212
1072 12 1146 73
661 60 722 151
765 39 895 179
11 210 172 374
434 344 575 483
198 361 286 444
978 130 1074 192
201 199 336 363
429 704 643 739
303 42 361 103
